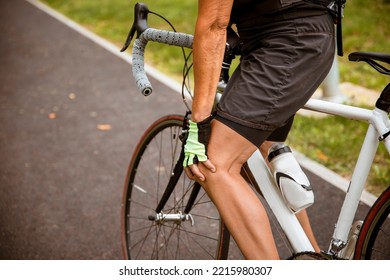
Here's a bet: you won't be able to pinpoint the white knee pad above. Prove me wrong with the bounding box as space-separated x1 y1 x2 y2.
268 144 314 213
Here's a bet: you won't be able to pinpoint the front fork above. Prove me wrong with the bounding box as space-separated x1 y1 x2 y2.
151 112 201 223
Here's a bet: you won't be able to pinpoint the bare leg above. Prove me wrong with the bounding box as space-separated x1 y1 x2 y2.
295 211 320 252
260 141 320 252
199 121 279 259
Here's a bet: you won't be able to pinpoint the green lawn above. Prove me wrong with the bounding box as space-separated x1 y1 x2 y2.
288 113 390 196
41 0 390 91
40 0 390 195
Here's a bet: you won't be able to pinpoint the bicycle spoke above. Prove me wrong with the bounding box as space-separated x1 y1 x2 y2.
190 213 219 220
378 226 390 239
130 223 155 259
122 116 228 259
180 226 216 259
371 226 390 259
152 223 178 259
161 223 214 259
371 248 390 258
179 227 219 242
129 198 154 212
129 224 154 235
128 215 150 221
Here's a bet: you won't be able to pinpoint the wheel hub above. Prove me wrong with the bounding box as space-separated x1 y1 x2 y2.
149 211 194 226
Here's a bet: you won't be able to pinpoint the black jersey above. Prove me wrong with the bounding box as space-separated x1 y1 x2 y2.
231 0 329 26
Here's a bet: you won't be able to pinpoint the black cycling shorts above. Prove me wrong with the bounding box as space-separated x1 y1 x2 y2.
215 13 335 147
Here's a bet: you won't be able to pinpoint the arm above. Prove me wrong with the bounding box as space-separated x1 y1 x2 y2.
183 0 233 181
192 0 233 122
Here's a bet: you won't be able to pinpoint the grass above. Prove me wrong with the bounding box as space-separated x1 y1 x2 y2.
338 0 390 91
287 113 390 196
40 0 389 195
41 0 390 91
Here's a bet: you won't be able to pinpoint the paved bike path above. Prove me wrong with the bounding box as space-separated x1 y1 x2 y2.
0 0 370 259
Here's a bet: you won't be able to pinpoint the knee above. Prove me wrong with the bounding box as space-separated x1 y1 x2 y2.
200 159 242 186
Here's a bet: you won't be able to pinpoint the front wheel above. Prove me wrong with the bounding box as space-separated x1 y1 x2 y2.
354 186 390 259
121 115 230 259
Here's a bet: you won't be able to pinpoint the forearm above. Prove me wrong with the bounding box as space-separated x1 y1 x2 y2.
192 0 233 122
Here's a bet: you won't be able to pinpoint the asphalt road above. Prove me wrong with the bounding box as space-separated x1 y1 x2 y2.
0 0 370 260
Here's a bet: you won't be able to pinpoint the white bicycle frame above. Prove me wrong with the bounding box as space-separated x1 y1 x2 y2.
129 24 390 258
246 98 390 257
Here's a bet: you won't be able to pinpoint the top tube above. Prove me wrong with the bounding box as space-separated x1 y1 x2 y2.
303 99 372 120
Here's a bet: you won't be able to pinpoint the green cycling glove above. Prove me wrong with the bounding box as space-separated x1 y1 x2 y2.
183 115 213 167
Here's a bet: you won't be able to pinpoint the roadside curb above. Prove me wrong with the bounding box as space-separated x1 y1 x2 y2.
27 0 377 207
293 150 377 207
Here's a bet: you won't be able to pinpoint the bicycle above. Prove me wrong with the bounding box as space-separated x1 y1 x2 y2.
120 2 390 260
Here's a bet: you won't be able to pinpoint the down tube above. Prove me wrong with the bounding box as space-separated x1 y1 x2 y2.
247 150 314 253
332 124 379 245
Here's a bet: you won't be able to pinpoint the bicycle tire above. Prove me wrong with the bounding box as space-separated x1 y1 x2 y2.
354 186 390 259
121 115 230 259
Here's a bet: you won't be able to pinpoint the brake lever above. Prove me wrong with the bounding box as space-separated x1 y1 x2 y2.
120 2 150 52
120 24 136 52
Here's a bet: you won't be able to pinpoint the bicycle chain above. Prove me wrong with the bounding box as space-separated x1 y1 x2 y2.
287 251 346 260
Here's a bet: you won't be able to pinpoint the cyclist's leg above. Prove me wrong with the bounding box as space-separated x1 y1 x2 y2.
208 13 334 258
259 140 320 252
295 209 320 252
199 119 279 260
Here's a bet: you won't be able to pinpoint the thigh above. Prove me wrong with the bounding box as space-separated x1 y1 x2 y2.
206 119 257 173
217 14 335 132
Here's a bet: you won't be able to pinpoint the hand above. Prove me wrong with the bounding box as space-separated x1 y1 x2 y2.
183 117 216 181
